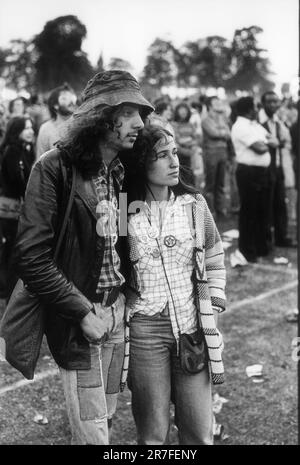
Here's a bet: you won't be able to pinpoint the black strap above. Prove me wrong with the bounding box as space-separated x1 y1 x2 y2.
54 164 76 261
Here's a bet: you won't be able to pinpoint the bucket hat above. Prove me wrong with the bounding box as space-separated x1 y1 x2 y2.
74 70 154 118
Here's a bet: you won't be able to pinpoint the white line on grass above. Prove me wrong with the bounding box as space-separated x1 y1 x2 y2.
0 280 298 395
0 368 59 396
228 280 298 312
251 263 297 275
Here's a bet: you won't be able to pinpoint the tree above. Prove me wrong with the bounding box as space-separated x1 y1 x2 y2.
0 39 37 93
34 15 95 93
141 38 178 87
181 36 231 87
225 26 274 93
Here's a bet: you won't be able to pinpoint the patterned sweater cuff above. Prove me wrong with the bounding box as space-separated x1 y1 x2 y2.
211 297 226 312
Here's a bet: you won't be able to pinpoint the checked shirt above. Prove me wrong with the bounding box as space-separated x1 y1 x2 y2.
93 157 125 293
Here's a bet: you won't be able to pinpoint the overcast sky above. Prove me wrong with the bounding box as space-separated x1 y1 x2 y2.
0 0 298 86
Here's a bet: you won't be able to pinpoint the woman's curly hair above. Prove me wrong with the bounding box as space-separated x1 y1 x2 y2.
121 124 197 203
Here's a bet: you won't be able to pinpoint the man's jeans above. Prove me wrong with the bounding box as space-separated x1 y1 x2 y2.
128 312 213 445
59 293 125 445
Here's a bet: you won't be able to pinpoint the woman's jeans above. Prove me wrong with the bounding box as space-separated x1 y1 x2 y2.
59 293 125 445
128 312 213 445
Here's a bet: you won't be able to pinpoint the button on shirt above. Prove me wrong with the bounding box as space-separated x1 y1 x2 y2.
127 193 198 340
93 157 125 292
231 116 271 167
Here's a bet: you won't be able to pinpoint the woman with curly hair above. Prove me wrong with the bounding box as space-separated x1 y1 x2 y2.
122 125 226 445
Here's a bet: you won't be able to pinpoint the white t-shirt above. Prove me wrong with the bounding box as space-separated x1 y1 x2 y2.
231 116 271 167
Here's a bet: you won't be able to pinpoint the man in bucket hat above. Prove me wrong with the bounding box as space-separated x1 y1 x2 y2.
12 70 154 444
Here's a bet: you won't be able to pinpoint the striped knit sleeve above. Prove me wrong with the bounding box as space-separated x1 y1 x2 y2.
203 199 226 312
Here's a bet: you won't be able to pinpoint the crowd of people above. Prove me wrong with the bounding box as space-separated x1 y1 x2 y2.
0 70 298 445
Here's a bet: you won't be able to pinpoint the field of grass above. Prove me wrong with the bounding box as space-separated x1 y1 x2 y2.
0 219 297 445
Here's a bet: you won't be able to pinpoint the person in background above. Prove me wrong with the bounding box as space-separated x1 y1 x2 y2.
123 124 226 445
0 116 35 298
27 94 50 133
230 96 275 265
0 103 8 147
201 96 231 219
260 91 295 247
190 101 203 143
172 102 202 186
290 111 298 190
36 83 77 158
8 97 28 119
149 99 175 137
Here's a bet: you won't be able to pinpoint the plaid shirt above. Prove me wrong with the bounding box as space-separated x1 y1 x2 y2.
127 193 199 339
93 157 125 292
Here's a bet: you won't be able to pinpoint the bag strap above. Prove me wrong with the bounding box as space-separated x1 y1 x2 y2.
54 164 76 261
184 202 194 236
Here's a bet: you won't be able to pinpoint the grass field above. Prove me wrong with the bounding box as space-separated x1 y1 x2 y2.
0 218 297 445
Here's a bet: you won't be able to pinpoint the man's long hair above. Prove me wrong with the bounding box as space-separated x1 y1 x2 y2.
58 104 149 179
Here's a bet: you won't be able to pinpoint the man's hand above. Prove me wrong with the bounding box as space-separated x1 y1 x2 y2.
80 310 107 343
266 135 280 149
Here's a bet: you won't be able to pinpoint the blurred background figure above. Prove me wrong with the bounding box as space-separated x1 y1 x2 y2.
0 116 35 299
190 101 203 143
8 96 28 119
231 96 271 265
0 103 8 147
27 94 50 133
149 98 175 137
172 101 203 187
36 83 77 158
201 96 231 219
289 105 298 192
260 91 296 247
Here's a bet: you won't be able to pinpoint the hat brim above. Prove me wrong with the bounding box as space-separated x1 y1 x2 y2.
76 89 154 117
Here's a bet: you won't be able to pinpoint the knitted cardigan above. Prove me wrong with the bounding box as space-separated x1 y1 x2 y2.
191 193 226 384
120 193 226 390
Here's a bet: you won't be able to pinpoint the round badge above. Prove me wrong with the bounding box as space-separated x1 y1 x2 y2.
164 235 176 248
147 226 159 239
145 245 153 255
140 235 148 244
152 247 161 259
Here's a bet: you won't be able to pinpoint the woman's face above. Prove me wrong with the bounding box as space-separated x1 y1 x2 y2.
12 98 25 116
146 136 179 188
19 119 34 143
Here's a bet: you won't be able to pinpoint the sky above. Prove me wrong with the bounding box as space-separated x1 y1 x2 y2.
0 0 298 88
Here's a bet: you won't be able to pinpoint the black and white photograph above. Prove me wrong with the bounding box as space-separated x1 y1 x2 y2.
0 0 298 447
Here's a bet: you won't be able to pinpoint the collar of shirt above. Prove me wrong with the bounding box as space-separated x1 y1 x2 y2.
259 109 280 125
97 157 124 190
142 192 196 227
237 116 257 126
